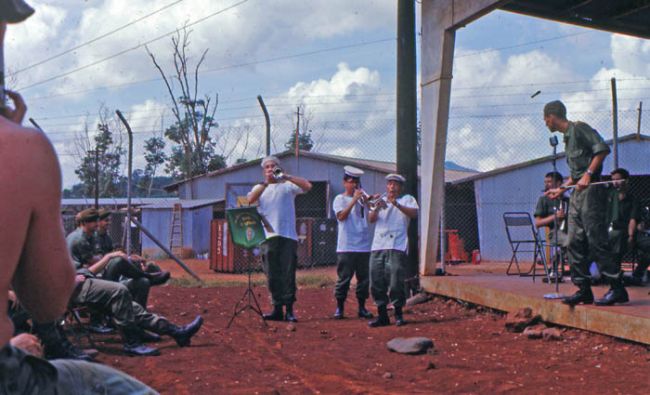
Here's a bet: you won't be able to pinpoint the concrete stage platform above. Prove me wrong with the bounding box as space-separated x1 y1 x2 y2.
420 262 650 345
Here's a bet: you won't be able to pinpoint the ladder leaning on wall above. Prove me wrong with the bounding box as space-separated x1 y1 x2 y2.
169 203 183 256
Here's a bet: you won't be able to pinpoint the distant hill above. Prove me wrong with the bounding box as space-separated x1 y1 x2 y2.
444 161 477 173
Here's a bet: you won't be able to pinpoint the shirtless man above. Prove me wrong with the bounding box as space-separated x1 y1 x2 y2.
0 9 155 393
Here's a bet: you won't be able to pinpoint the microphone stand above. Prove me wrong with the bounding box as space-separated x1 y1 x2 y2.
544 136 566 299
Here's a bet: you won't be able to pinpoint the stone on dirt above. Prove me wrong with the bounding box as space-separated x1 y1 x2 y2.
406 292 434 307
387 337 434 355
505 307 541 333
542 327 563 341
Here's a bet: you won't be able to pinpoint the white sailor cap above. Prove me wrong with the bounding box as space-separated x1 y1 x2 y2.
343 165 364 179
385 173 406 183
261 155 280 168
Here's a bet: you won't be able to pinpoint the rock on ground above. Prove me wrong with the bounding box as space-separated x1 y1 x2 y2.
387 337 434 355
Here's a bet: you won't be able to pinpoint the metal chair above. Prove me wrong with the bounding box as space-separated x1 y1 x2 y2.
503 212 550 282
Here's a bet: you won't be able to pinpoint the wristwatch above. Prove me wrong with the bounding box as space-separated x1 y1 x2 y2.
586 169 593 176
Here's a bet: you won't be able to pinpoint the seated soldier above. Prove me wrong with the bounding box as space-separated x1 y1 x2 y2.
67 209 203 356
625 204 650 285
534 171 569 282
94 208 169 307
606 169 641 283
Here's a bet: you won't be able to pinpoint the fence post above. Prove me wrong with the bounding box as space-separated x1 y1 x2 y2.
610 77 618 169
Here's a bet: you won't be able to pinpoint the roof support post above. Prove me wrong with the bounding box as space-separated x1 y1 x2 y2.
419 0 502 276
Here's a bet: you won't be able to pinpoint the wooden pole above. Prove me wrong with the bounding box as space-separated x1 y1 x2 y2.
116 110 133 256
637 101 643 141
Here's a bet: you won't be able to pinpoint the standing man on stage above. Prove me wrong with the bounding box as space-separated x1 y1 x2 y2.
544 100 628 306
534 171 569 282
332 166 373 320
367 174 418 327
248 156 312 322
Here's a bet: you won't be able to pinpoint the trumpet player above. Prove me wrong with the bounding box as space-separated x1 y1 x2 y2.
367 174 418 327
248 156 312 322
332 166 374 320
534 171 569 283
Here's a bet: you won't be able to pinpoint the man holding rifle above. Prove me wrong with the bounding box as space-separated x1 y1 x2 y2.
543 100 628 306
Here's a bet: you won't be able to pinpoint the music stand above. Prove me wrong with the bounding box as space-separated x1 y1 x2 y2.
225 207 267 328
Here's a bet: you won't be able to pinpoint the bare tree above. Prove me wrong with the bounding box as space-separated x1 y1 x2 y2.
146 28 223 179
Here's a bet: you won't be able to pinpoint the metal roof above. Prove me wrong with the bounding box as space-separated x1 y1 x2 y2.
164 150 479 190
61 198 178 207
451 133 650 184
501 0 650 40
140 198 224 210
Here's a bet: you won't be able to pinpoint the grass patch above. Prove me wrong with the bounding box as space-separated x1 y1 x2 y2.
168 272 335 289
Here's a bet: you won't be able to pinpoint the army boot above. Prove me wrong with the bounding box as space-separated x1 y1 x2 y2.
368 305 390 328
562 281 594 306
121 325 160 356
357 299 373 319
285 304 298 323
152 316 203 347
595 277 629 306
263 305 284 321
334 298 345 319
33 322 93 361
394 306 406 327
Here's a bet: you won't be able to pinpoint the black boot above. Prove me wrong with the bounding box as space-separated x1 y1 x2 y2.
285 304 298 323
334 299 345 319
263 305 284 321
595 277 629 306
122 326 160 356
88 314 114 334
148 271 171 286
394 306 406 327
138 329 162 343
562 282 594 306
152 316 203 347
34 322 93 361
357 299 373 319
368 305 390 328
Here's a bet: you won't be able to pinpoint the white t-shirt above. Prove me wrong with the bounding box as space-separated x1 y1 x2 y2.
252 181 304 240
371 194 419 252
332 194 372 253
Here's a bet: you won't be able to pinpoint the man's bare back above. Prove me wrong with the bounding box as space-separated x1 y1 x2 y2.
0 116 75 348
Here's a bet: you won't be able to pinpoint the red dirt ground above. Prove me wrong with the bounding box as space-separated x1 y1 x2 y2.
89 266 650 395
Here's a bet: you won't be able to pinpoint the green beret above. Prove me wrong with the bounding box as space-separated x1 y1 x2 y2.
77 208 99 223
98 208 112 220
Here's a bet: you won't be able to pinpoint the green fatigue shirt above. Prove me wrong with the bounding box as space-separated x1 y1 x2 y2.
534 195 569 231
606 190 639 231
563 121 610 180
94 230 114 256
66 227 96 277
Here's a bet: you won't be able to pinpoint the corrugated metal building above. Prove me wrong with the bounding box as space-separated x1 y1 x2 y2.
141 150 477 259
453 134 650 262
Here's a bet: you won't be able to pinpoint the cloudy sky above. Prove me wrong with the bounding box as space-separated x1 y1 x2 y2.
4 0 650 187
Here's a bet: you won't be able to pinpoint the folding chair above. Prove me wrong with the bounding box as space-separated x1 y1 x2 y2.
503 212 550 282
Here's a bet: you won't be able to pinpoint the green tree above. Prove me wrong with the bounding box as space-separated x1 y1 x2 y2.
285 130 314 152
141 136 168 196
74 122 125 198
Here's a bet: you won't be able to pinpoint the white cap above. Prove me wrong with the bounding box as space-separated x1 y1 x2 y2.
261 155 280 168
343 165 364 179
385 173 406 183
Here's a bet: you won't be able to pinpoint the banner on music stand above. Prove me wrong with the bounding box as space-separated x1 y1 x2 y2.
226 207 266 249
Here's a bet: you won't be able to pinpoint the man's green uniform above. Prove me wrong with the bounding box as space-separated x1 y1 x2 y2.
563 122 618 284
66 228 165 334
534 194 569 247
606 188 639 261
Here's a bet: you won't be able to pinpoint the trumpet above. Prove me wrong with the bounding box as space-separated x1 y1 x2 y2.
367 193 387 211
272 166 285 181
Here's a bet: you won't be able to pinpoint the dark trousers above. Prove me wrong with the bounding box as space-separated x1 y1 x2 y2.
261 237 298 306
567 185 618 284
632 233 650 278
370 250 407 308
103 257 148 282
334 252 370 302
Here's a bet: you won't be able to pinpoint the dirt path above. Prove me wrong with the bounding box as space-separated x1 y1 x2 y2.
88 283 650 394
